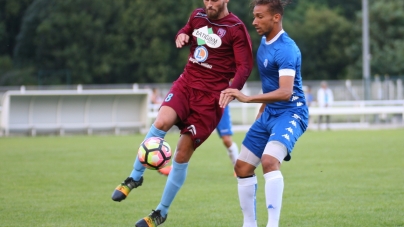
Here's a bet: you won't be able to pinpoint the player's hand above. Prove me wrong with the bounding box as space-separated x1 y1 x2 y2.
176 34 189 48
221 88 250 106
219 91 233 108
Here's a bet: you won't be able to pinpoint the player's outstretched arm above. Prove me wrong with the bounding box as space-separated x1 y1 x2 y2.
219 89 248 108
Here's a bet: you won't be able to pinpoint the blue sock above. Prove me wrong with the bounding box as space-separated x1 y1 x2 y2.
130 124 167 181
156 160 188 217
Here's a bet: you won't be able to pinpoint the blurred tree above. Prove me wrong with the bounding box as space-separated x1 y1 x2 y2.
346 0 404 79
14 0 198 84
0 0 35 85
0 0 33 56
231 1 358 81
284 4 354 80
303 0 361 20
8 0 404 85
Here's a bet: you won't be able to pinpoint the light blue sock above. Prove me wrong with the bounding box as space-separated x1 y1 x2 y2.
156 160 188 217
130 124 167 181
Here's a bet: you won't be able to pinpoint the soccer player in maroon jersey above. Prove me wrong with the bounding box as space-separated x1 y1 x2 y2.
111 0 253 226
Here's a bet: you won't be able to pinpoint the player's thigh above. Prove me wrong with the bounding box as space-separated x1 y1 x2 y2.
161 81 191 121
269 109 307 152
181 90 222 148
242 119 270 158
154 106 179 131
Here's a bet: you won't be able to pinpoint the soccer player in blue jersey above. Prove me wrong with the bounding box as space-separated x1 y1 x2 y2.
220 0 308 226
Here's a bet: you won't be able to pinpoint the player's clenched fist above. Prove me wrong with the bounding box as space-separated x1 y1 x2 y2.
176 33 189 48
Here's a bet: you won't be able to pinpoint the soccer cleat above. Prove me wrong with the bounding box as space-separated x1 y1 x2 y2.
157 165 172 176
135 210 167 227
111 176 143 202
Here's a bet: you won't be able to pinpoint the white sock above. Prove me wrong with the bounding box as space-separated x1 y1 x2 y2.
238 176 258 227
264 171 284 227
227 142 239 165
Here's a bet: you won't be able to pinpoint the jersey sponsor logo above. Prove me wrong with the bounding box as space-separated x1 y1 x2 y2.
193 46 209 62
192 26 222 48
189 56 212 69
187 125 197 136
217 28 226 38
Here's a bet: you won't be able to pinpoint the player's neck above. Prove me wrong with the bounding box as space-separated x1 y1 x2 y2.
216 10 229 20
265 26 283 42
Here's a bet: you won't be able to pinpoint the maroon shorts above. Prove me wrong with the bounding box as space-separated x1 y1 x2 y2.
161 79 223 149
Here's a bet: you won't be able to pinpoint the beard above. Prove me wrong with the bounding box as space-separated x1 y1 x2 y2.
206 3 224 20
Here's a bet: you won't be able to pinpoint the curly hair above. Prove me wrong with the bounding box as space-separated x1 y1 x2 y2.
250 0 292 16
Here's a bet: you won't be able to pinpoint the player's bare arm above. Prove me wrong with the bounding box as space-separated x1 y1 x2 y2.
222 75 295 104
175 33 190 48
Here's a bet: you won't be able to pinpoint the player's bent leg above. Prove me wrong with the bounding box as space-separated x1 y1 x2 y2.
112 107 178 202
262 141 288 227
137 134 194 226
135 160 189 226
236 145 260 227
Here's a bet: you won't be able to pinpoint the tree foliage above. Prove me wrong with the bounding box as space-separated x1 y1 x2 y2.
346 0 404 78
285 4 354 80
0 0 402 85
14 0 198 84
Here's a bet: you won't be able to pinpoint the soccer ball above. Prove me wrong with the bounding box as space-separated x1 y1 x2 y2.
138 137 172 170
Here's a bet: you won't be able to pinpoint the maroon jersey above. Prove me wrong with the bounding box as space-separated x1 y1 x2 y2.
176 8 253 93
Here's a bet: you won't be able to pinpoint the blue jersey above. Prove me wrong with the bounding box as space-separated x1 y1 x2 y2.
256 31 307 111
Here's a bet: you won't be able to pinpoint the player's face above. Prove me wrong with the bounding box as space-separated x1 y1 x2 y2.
204 0 228 20
252 4 280 38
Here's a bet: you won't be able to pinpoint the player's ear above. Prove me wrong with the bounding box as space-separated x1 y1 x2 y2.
273 13 281 23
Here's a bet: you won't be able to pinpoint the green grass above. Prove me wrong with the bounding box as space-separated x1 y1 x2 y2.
1 129 403 227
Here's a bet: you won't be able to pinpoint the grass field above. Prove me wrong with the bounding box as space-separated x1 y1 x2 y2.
1 129 403 227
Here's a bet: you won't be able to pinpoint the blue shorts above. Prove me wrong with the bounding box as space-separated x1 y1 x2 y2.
242 107 308 161
216 105 233 137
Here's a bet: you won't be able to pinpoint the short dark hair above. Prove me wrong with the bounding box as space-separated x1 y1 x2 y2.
251 0 292 16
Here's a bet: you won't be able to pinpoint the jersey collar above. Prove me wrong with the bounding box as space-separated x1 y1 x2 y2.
264 29 285 45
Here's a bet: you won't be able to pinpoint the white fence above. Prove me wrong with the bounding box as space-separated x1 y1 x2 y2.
1 86 403 136
149 100 404 131
1 88 151 136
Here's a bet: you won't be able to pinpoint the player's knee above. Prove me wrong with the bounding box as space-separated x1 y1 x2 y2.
234 160 255 177
154 117 175 131
154 106 178 131
261 155 280 172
